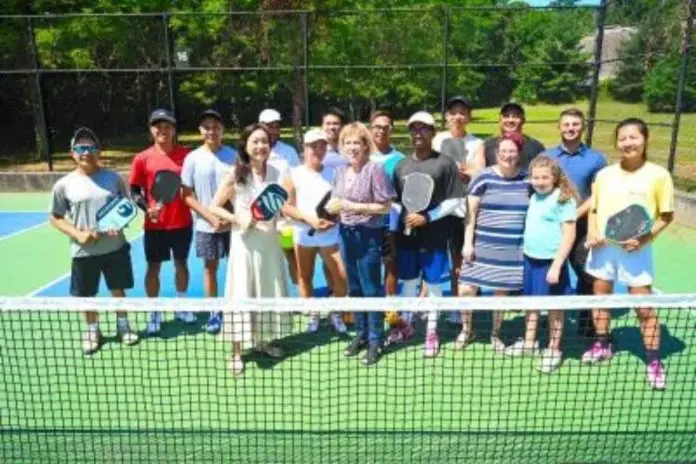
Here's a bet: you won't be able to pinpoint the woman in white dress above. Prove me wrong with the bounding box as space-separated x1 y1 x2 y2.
209 124 292 375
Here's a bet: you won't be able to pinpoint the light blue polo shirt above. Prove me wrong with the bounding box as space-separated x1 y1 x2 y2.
545 143 607 202
523 189 577 260
181 144 237 233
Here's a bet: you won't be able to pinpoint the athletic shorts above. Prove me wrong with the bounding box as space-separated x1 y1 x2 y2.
144 227 193 263
70 244 134 297
195 230 230 260
397 247 449 284
586 243 654 287
523 255 572 297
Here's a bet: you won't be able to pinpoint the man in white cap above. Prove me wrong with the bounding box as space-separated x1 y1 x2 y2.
259 108 300 171
388 111 464 359
259 108 301 284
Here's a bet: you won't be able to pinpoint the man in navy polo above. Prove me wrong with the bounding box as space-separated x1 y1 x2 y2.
546 108 607 337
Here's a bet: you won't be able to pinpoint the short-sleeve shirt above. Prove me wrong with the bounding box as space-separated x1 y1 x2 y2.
592 162 674 236
129 145 193 231
394 151 464 250
323 146 350 177
270 140 300 168
545 144 607 202
333 161 394 228
523 189 577 260
436 133 483 166
483 135 545 170
181 144 236 233
50 169 129 258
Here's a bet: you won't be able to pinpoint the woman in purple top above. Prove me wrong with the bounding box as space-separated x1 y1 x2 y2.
326 122 394 366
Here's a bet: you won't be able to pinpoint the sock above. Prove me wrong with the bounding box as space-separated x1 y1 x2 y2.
87 323 99 333
646 349 660 364
399 279 420 326
116 316 129 329
150 311 162 322
425 283 442 333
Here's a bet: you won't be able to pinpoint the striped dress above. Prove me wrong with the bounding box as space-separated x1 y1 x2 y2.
459 167 530 290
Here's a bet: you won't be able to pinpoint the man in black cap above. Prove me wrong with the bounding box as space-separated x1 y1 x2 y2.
181 109 237 334
473 102 546 171
49 127 139 354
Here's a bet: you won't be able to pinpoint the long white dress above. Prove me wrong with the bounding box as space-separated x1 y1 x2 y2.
220 165 292 349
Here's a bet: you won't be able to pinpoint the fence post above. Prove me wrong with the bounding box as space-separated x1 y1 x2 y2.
585 0 607 148
162 13 177 115
440 5 450 128
302 12 310 128
668 0 695 174
26 17 52 171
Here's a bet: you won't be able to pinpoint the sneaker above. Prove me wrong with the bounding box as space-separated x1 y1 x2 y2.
362 344 381 366
330 313 347 334
647 360 666 390
504 338 540 357
344 337 366 357
307 315 320 333
82 330 102 355
538 349 563 374
146 312 162 336
490 336 506 354
424 330 440 358
205 313 222 334
386 322 414 345
453 330 475 351
229 354 245 376
117 321 139 346
581 341 614 364
175 311 197 324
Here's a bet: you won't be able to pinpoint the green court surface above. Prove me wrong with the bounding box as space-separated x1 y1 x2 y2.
1 192 695 463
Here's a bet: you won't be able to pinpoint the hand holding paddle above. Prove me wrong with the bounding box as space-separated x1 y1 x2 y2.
97 195 137 232
604 204 653 252
150 170 182 223
308 190 337 237
250 183 289 222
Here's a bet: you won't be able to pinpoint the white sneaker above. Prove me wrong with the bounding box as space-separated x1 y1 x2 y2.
330 313 347 334
117 320 139 346
490 336 507 354
307 315 320 333
82 330 102 355
175 311 197 324
538 349 563 374
147 312 162 335
504 338 540 357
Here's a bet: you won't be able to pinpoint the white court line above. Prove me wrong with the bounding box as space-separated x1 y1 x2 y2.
0 210 46 213
27 232 144 297
0 221 48 244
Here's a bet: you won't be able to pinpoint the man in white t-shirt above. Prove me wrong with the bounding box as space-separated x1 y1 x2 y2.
259 108 300 170
181 109 236 334
433 96 482 321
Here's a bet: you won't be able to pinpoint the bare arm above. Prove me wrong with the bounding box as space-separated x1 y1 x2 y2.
182 186 223 227
49 214 96 245
345 200 390 216
280 175 308 223
209 175 238 225
552 221 576 269
576 197 592 219
464 196 480 248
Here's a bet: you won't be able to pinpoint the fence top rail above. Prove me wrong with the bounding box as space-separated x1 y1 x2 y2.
0 4 601 20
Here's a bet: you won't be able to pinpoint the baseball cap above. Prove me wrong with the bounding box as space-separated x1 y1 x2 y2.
70 127 100 150
407 111 436 128
149 109 176 125
446 96 473 111
259 109 282 124
199 109 224 124
500 102 525 117
303 128 328 145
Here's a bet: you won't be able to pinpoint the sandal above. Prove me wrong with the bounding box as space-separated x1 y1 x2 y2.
453 330 475 351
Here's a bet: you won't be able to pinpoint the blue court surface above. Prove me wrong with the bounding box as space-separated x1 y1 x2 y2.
0 211 46 239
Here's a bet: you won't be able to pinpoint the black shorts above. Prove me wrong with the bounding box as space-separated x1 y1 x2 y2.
144 227 193 263
70 245 134 297
448 217 465 261
195 230 231 260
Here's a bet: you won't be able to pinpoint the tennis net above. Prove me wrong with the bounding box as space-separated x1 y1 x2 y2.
1 294 695 463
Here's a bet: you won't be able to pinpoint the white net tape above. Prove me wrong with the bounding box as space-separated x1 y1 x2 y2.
1 293 695 312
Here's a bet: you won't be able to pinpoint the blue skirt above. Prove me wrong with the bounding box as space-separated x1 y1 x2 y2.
523 255 572 297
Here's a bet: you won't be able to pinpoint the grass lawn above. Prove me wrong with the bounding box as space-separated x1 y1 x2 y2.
2 99 695 191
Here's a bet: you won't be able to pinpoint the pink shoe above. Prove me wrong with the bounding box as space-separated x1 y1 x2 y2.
424 330 440 358
581 341 613 364
647 360 666 390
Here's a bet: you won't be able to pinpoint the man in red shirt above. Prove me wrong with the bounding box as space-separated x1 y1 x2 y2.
130 109 195 335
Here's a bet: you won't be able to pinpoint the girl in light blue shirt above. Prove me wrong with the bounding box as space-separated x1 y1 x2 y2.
505 156 578 374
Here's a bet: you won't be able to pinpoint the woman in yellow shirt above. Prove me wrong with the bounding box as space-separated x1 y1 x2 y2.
584 118 674 390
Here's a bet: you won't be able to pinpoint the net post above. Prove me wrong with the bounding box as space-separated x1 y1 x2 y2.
585 0 607 148
26 16 53 171
162 13 177 117
668 0 695 174
439 5 450 129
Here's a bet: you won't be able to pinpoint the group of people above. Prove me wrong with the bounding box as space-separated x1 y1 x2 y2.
49 97 675 389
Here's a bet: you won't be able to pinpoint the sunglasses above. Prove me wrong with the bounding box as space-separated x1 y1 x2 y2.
371 124 391 132
73 145 99 156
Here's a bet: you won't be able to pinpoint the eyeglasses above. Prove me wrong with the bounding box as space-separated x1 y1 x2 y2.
371 124 391 132
73 145 99 155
